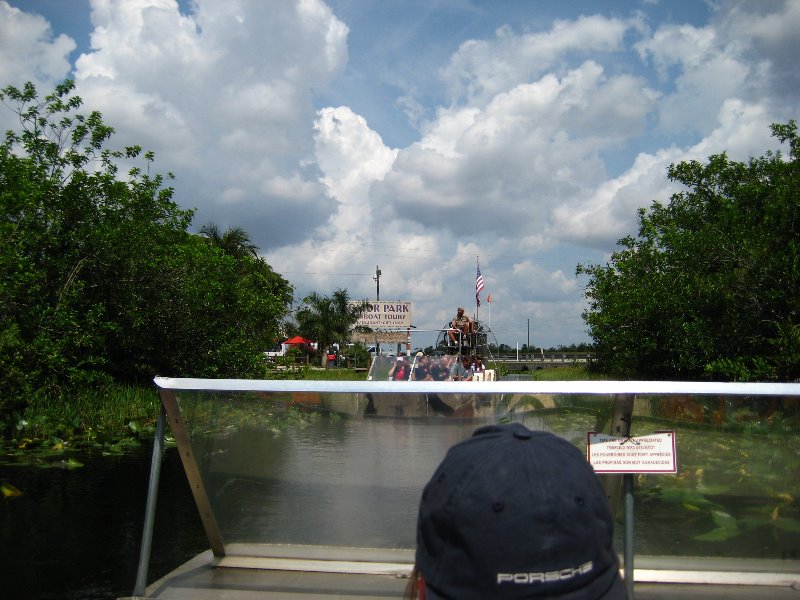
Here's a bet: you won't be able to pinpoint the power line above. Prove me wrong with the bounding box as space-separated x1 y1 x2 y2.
273 245 577 271
279 271 373 276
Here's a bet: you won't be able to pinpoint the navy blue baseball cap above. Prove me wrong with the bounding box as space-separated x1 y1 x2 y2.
415 423 626 600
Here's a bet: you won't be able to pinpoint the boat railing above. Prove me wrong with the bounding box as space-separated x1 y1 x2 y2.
134 378 800 597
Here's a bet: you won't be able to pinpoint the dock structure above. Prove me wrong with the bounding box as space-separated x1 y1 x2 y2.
128 378 800 599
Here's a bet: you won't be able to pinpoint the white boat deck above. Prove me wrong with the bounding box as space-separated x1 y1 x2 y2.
125 546 800 599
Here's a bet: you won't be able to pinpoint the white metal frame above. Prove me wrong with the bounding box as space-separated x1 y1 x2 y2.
134 377 800 595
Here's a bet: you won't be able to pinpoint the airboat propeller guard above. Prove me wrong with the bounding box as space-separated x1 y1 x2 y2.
435 318 498 359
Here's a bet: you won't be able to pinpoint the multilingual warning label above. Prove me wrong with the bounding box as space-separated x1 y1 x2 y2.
587 431 677 474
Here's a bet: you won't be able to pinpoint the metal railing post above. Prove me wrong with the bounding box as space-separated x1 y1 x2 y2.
134 404 167 597
624 472 635 599
604 393 635 598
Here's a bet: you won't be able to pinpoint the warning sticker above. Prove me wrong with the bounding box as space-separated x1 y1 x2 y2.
587 431 677 474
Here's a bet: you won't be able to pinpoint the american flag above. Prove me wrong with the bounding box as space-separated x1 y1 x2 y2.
476 266 485 306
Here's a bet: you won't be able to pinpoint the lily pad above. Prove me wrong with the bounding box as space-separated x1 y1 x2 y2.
42 458 84 469
772 517 800 533
694 527 739 541
710 510 737 529
1 482 23 497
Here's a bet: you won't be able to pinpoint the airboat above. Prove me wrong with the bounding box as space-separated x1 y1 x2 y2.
351 319 502 418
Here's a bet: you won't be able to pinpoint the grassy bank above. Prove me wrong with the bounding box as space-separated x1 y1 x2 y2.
302 368 370 380
1 367 372 450
5 384 161 457
3 364 594 452
522 365 603 381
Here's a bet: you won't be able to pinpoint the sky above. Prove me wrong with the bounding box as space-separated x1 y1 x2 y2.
1 0 798 350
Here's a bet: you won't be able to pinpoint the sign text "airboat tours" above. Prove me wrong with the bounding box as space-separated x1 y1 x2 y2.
350 301 413 329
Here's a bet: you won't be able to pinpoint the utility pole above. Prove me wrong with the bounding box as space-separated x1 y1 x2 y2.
373 265 381 301
373 266 381 355
527 318 530 355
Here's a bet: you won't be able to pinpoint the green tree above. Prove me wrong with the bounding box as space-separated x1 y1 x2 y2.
294 289 368 367
1 80 192 400
197 221 292 308
0 80 294 428
577 121 800 381
125 235 292 378
199 223 259 259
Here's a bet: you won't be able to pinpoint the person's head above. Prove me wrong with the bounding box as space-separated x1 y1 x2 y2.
410 423 626 600
457 307 464 315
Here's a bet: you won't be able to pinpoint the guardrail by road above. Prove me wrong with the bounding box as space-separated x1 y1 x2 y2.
495 352 593 363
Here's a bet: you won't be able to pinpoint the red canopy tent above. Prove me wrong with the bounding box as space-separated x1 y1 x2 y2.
283 336 314 347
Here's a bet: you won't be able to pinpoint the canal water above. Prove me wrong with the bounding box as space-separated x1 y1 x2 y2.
0 445 206 600
2 397 799 599
0 416 481 599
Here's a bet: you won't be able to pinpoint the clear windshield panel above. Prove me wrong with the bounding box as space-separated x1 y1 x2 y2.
167 386 800 565
629 393 800 559
366 354 497 382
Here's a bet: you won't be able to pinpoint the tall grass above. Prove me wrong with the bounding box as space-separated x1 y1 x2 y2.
15 384 160 443
522 366 605 381
302 368 369 381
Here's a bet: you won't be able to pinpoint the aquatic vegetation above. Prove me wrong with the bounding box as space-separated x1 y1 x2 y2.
2 384 161 462
176 390 333 439
635 419 800 546
502 395 800 554
515 395 546 410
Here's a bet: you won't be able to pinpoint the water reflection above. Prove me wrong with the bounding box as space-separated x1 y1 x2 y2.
198 417 479 548
176 390 800 563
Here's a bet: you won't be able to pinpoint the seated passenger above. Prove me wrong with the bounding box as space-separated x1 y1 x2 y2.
430 356 451 381
450 356 472 381
413 353 433 381
405 423 626 600
388 356 410 381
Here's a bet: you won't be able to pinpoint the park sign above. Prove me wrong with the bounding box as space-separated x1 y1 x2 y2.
351 300 412 329
349 300 412 344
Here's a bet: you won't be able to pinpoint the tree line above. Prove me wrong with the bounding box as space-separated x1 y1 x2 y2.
578 121 799 381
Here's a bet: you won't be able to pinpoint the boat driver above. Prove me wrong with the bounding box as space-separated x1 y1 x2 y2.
448 307 473 346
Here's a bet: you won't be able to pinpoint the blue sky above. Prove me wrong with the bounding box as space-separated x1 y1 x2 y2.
2 0 798 349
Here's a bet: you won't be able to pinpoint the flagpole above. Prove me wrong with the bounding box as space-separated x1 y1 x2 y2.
475 256 480 323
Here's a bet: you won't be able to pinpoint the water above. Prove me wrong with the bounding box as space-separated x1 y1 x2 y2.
0 417 478 599
197 416 479 549
0 446 206 600
2 398 799 599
